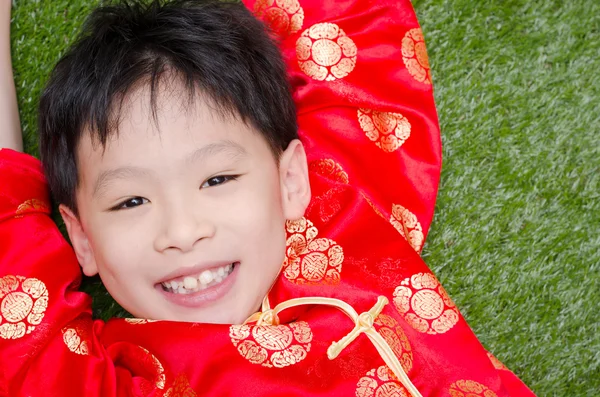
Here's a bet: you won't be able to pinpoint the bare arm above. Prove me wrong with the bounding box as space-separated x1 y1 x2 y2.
0 0 22 152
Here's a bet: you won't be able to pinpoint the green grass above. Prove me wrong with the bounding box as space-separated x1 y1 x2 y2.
10 0 599 395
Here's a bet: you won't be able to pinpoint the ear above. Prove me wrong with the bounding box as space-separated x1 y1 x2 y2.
279 139 311 220
59 205 99 276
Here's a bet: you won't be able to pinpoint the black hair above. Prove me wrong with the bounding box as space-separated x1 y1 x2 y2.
39 0 297 214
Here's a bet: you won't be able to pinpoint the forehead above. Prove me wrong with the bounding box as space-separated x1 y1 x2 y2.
77 78 267 169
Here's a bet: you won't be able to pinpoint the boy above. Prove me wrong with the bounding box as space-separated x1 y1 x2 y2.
39 0 309 326
0 0 535 396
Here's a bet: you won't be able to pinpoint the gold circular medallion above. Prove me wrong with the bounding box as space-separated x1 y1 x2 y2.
253 0 304 37
253 324 294 350
402 28 432 84
449 380 498 397
358 109 412 152
297 22 357 81
230 321 312 368
390 204 424 253
311 39 342 66
299 250 330 281
356 365 410 397
283 217 344 285
0 275 48 340
411 289 444 320
1 292 33 322
393 273 459 335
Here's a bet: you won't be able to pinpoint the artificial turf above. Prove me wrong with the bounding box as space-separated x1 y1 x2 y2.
9 0 599 395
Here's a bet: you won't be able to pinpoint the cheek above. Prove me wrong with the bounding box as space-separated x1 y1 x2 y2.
221 178 286 252
237 182 284 229
87 217 149 279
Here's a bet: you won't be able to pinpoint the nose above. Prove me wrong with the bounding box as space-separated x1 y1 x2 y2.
153 197 215 253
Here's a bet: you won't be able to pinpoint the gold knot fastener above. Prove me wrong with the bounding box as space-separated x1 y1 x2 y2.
327 296 388 359
256 309 280 326
242 294 422 397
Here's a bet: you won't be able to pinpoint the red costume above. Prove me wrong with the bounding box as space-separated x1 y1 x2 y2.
0 0 535 395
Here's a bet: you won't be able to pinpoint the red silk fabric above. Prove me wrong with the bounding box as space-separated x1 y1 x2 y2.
0 0 535 396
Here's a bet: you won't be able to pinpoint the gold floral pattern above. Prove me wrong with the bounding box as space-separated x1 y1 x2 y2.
356 365 410 397
309 159 349 184
62 315 91 355
283 217 344 285
374 314 413 373
165 374 197 397
124 318 159 324
449 380 498 397
308 159 350 223
390 204 424 253
230 321 312 368
253 0 304 37
393 273 459 335
140 347 166 390
486 351 509 371
15 198 50 218
0 275 48 339
310 185 349 224
358 109 412 152
296 22 357 81
402 28 431 84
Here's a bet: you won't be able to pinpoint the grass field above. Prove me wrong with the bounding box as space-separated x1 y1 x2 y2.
9 0 599 395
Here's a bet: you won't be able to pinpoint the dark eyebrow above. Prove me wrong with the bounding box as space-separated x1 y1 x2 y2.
93 166 152 199
185 140 248 165
92 140 248 199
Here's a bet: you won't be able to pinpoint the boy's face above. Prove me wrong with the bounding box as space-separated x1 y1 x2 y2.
61 81 310 324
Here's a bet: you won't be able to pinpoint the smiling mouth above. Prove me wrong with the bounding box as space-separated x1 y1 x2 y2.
160 262 237 295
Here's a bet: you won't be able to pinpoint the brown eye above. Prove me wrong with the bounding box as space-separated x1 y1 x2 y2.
201 175 238 188
114 197 148 210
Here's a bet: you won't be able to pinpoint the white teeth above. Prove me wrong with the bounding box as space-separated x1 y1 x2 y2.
199 270 213 285
161 262 235 295
183 276 198 290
